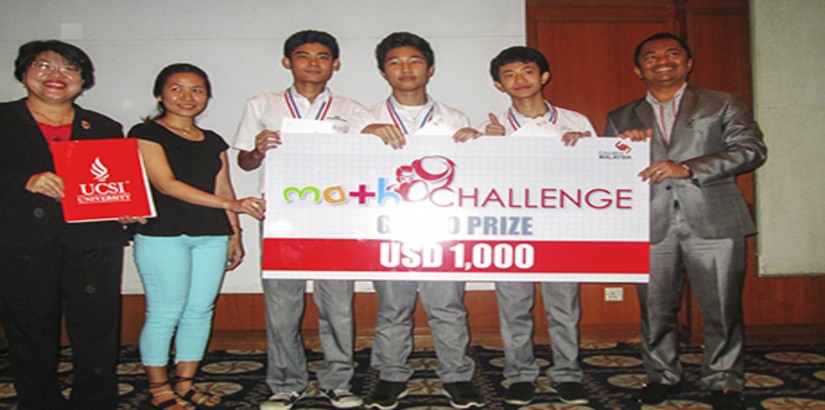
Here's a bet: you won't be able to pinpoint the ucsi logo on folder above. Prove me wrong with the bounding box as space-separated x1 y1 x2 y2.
50 139 156 223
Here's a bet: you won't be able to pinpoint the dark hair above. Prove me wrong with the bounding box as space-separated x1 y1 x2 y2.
14 40 95 90
284 30 340 60
633 32 693 68
150 63 212 119
375 32 434 72
489 46 550 83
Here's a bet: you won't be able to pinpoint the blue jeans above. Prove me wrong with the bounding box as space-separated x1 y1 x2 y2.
134 234 228 366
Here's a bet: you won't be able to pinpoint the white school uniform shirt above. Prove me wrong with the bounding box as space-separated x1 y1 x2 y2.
349 95 470 137
232 86 365 153
483 101 597 137
232 87 365 191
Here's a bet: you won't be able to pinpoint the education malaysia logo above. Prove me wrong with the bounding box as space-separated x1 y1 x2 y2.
599 141 634 159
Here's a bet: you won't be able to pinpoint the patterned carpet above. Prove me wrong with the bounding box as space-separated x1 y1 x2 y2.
0 342 824 409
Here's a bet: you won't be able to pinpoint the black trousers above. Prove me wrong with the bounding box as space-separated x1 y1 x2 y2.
0 240 123 410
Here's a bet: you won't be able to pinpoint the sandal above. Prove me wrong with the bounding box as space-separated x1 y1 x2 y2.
174 376 221 408
148 381 195 410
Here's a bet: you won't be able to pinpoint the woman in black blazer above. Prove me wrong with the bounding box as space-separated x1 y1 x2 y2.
0 40 129 410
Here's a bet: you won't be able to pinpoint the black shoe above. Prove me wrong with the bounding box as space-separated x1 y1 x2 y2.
712 389 745 410
639 382 681 405
442 381 484 409
504 381 534 405
0 347 9 372
551 381 589 404
366 380 408 410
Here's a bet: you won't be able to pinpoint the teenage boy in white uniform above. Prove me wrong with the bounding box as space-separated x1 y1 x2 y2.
351 32 483 410
233 30 365 410
456 46 595 406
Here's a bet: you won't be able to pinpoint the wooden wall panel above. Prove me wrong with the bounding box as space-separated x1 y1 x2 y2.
527 3 676 133
525 1 676 340
685 12 752 102
534 21 660 133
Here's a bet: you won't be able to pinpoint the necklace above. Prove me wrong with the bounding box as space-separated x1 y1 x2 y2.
157 120 201 140
29 107 74 126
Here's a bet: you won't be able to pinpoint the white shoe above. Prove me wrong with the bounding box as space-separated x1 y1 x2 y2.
323 388 364 409
259 391 304 410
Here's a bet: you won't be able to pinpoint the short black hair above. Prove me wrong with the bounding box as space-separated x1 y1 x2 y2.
14 40 95 90
284 30 340 60
150 63 212 119
375 32 434 72
489 46 550 83
633 32 693 68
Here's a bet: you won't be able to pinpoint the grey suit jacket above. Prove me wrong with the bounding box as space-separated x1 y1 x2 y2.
605 86 767 244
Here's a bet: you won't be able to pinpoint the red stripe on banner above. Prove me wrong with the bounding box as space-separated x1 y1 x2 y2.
262 238 648 274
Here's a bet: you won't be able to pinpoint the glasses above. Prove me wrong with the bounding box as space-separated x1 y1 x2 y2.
29 60 81 76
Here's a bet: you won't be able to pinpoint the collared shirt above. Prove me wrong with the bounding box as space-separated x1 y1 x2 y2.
645 82 688 144
484 101 597 136
232 86 365 153
384 96 436 135
350 94 470 136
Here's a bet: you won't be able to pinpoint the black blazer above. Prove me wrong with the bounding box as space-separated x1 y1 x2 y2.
0 98 128 248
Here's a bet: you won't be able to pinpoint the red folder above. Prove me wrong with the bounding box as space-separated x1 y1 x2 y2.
50 139 156 223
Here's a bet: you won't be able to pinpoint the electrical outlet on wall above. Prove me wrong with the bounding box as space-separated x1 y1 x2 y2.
604 287 624 302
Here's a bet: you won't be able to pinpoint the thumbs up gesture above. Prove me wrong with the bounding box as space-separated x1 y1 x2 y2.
484 113 506 136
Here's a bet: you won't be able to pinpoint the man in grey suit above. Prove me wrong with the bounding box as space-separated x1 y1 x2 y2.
604 32 767 410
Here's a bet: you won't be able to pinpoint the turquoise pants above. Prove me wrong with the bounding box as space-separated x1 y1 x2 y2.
134 234 228 366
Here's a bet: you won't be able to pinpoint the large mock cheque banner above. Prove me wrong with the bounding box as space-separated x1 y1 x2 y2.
262 134 650 283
